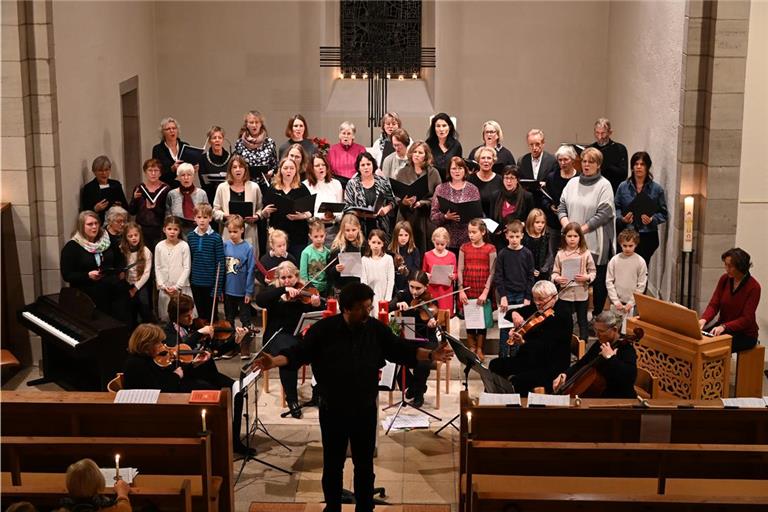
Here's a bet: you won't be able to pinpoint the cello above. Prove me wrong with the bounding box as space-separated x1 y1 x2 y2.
555 327 644 397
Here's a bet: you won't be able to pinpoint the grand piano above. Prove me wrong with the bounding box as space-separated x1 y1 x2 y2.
18 287 130 391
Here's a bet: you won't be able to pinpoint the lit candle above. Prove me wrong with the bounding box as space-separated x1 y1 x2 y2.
466 411 472 434
683 196 694 253
201 409 207 432
115 454 120 481
327 298 337 314
378 301 389 315
378 308 389 324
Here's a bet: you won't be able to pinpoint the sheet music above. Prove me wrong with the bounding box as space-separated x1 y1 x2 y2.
560 258 581 281
100 467 139 484
481 218 499 234
722 398 768 408
339 252 363 277
378 361 397 389
232 369 261 396
429 265 453 286
463 299 486 330
527 392 570 407
381 414 430 430
114 389 160 404
497 303 524 329
479 392 521 406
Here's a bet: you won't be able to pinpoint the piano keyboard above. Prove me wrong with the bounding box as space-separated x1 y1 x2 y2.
21 311 80 347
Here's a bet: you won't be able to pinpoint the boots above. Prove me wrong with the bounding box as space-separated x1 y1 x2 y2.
465 333 477 356
475 334 486 361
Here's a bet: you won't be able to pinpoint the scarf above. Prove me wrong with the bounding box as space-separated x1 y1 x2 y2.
72 230 111 254
241 130 266 151
579 171 602 186
180 185 196 220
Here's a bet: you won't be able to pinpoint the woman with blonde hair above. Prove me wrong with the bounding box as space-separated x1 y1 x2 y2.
198 125 231 202
267 157 313 259
152 116 190 187
369 111 402 166
468 120 516 168
233 110 278 179
468 146 503 218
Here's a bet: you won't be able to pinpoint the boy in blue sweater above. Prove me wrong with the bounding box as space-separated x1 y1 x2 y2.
494 219 535 357
224 215 255 358
187 203 225 322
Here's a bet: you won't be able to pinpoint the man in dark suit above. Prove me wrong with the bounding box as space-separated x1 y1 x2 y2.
517 129 559 182
590 118 628 193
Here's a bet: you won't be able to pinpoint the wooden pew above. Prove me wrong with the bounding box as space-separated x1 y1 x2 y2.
458 391 768 512
2 477 193 512
0 391 235 511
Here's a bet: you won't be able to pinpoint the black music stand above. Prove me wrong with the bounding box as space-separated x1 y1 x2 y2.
434 333 516 436
383 317 441 435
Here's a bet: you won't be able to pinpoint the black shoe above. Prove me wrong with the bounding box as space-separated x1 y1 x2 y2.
303 397 318 408
233 441 256 457
288 401 303 419
405 387 416 400
411 394 425 408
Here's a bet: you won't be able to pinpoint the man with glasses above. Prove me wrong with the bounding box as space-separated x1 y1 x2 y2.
518 129 559 182
251 282 453 512
553 310 637 398
489 280 572 395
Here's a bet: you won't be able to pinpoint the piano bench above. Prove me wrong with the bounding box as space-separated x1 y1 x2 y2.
735 344 765 397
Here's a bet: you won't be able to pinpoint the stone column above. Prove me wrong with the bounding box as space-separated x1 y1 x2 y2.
678 0 750 311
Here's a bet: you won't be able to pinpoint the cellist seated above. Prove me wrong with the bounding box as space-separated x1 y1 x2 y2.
553 311 638 399
489 280 572 395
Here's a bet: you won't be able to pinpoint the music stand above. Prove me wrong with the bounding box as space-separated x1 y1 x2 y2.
383 317 442 435
434 333 516 436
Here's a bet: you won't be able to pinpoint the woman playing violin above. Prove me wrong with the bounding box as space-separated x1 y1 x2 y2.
489 280 573 395
122 321 255 455
254 260 323 418
553 311 637 398
392 271 439 408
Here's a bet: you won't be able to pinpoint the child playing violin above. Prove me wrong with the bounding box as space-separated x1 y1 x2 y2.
254 260 323 418
122 320 255 455
392 270 439 408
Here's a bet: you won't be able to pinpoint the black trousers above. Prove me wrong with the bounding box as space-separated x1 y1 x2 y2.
191 285 218 321
592 264 608 316
266 333 301 402
636 231 660 270
319 401 378 512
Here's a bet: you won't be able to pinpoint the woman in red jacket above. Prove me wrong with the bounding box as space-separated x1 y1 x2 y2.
699 248 761 352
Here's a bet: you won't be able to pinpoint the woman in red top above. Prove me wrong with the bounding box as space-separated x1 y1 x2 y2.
458 219 497 359
699 248 761 352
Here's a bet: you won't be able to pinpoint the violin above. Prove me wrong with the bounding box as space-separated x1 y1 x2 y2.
394 253 408 276
411 293 439 322
556 327 645 397
153 342 206 368
281 281 327 305
506 308 555 345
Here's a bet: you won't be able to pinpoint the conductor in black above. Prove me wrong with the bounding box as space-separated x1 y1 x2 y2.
252 282 454 512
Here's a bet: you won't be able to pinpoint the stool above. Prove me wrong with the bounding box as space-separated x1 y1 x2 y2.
735 344 765 397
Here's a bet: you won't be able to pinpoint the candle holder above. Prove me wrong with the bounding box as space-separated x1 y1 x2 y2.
327 298 338 314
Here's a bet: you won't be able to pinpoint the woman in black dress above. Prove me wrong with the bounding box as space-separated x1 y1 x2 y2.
426 113 462 181
79 155 127 223
152 116 190 187
268 157 313 260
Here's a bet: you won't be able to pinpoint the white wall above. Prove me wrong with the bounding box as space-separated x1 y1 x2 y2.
605 0 687 300
53 0 160 232
736 0 768 336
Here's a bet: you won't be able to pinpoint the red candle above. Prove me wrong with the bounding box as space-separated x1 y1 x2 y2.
378 310 389 324
327 298 338 314
378 301 389 315
322 309 334 319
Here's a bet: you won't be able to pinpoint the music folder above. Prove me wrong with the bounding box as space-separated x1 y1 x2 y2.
627 191 657 218
389 175 429 200
249 165 271 182
437 197 484 221
347 194 386 215
263 189 317 215
179 144 204 165
318 202 346 214
228 201 254 218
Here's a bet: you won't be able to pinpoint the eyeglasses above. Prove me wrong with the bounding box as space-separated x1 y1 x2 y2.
502 175 517 181
483 130 498 134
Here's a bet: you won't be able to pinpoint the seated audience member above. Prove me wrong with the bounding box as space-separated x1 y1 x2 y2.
58 458 131 512
278 113 317 160
369 111 402 166
60 210 129 323
127 158 169 251
590 117 628 193
426 112 463 181
6 503 37 512
233 110 278 180
152 116 189 188
553 311 638 398
699 248 761 352
79 155 128 223
327 121 366 180
123 321 254 455
517 129 559 181
380 128 412 179
165 163 209 234
467 120 516 169
614 151 668 271
254 261 323 418
489 280 572 395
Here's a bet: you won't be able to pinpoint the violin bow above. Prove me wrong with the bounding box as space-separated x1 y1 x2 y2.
297 256 338 293
399 287 470 313
209 262 222 326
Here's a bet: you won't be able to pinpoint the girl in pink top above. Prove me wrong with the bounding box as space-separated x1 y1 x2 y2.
422 227 457 315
